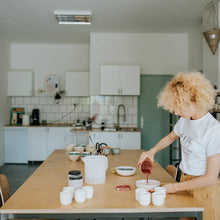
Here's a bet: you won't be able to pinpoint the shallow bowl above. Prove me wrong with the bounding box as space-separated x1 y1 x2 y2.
135 179 161 190
65 144 77 152
73 144 85 153
85 145 96 153
116 166 136 176
68 151 80 161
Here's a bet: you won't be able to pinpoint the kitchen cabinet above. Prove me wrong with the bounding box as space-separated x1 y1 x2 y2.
28 127 89 161
47 127 66 156
7 70 33 96
65 71 89 96
89 131 141 149
100 65 140 95
64 129 89 146
28 127 48 161
4 127 28 163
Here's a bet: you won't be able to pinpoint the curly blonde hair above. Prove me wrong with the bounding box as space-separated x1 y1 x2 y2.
157 72 216 113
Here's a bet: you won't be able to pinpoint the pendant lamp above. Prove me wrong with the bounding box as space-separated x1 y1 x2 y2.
203 0 220 55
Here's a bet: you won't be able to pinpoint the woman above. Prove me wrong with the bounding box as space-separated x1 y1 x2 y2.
138 72 220 220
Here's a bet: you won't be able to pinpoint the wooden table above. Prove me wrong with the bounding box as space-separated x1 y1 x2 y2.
0 150 203 220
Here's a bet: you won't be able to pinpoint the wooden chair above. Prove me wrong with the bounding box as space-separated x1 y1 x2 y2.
166 164 177 180
0 174 10 206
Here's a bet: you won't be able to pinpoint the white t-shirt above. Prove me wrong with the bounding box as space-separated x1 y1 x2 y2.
174 112 220 176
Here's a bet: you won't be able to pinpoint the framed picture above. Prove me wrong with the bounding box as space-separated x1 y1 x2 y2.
10 107 25 125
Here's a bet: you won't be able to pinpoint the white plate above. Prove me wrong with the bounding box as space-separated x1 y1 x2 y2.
116 166 136 176
136 179 160 190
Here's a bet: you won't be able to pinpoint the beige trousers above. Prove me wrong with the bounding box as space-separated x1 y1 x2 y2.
180 173 220 220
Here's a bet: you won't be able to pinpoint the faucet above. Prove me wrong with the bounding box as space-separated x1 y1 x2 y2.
115 104 126 130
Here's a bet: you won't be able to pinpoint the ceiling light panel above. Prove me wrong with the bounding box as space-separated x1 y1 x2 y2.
54 10 92 25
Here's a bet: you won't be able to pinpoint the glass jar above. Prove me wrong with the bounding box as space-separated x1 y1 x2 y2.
68 170 83 189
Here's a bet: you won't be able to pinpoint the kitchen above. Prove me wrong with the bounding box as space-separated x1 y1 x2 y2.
0 0 220 219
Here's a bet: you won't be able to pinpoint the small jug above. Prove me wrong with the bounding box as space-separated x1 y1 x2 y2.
82 155 108 184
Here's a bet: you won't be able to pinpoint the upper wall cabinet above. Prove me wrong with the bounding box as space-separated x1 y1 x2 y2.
100 65 140 95
7 71 33 96
65 71 89 96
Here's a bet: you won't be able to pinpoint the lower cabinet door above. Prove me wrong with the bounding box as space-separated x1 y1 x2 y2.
47 128 65 156
29 127 48 161
4 128 28 163
120 132 141 149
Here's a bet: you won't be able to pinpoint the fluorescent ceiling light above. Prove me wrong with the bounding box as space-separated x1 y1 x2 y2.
54 10 92 25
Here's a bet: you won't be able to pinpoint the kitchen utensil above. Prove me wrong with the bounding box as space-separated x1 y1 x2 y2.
152 191 165 206
116 166 136 176
82 155 108 184
63 186 75 199
65 144 77 152
135 179 160 190
60 191 72 205
141 158 154 183
67 152 80 161
82 186 94 199
68 170 83 189
139 191 151 206
85 145 96 153
86 134 95 145
30 109 40 125
112 147 120 155
115 185 131 191
135 188 146 201
75 189 86 203
154 186 166 198
73 144 85 153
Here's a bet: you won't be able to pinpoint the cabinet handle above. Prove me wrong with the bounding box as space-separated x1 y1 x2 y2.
121 88 123 94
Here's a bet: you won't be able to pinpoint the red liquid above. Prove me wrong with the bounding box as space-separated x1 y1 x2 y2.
141 158 153 183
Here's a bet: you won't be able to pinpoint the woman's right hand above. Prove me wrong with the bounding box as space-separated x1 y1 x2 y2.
138 149 155 167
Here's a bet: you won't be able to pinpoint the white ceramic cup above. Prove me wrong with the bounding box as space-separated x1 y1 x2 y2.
154 186 166 198
135 188 146 201
139 191 151 206
63 186 75 199
60 191 72 205
75 189 86 203
83 186 94 199
152 191 165 206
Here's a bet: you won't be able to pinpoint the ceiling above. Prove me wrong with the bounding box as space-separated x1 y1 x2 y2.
0 0 210 44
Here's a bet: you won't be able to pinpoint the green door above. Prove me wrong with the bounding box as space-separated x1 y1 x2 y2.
138 75 172 168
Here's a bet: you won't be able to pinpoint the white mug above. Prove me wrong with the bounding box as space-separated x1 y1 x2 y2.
83 186 94 199
63 186 75 199
135 188 146 201
60 191 72 205
75 189 86 203
154 186 166 199
139 191 151 206
152 191 165 206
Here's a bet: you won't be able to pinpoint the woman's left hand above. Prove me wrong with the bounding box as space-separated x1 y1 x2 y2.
164 183 176 194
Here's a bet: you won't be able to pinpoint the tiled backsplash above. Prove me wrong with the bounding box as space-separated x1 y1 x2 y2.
11 96 138 127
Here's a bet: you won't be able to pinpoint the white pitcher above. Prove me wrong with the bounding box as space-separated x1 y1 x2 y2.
82 155 108 184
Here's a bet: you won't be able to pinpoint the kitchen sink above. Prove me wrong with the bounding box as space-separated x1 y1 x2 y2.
103 127 138 131
118 127 138 131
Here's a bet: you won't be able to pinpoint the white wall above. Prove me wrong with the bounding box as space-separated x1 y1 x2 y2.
0 38 10 166
11 43 90 92
202 1 220 88
188 24 203 72
90 33 188 95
